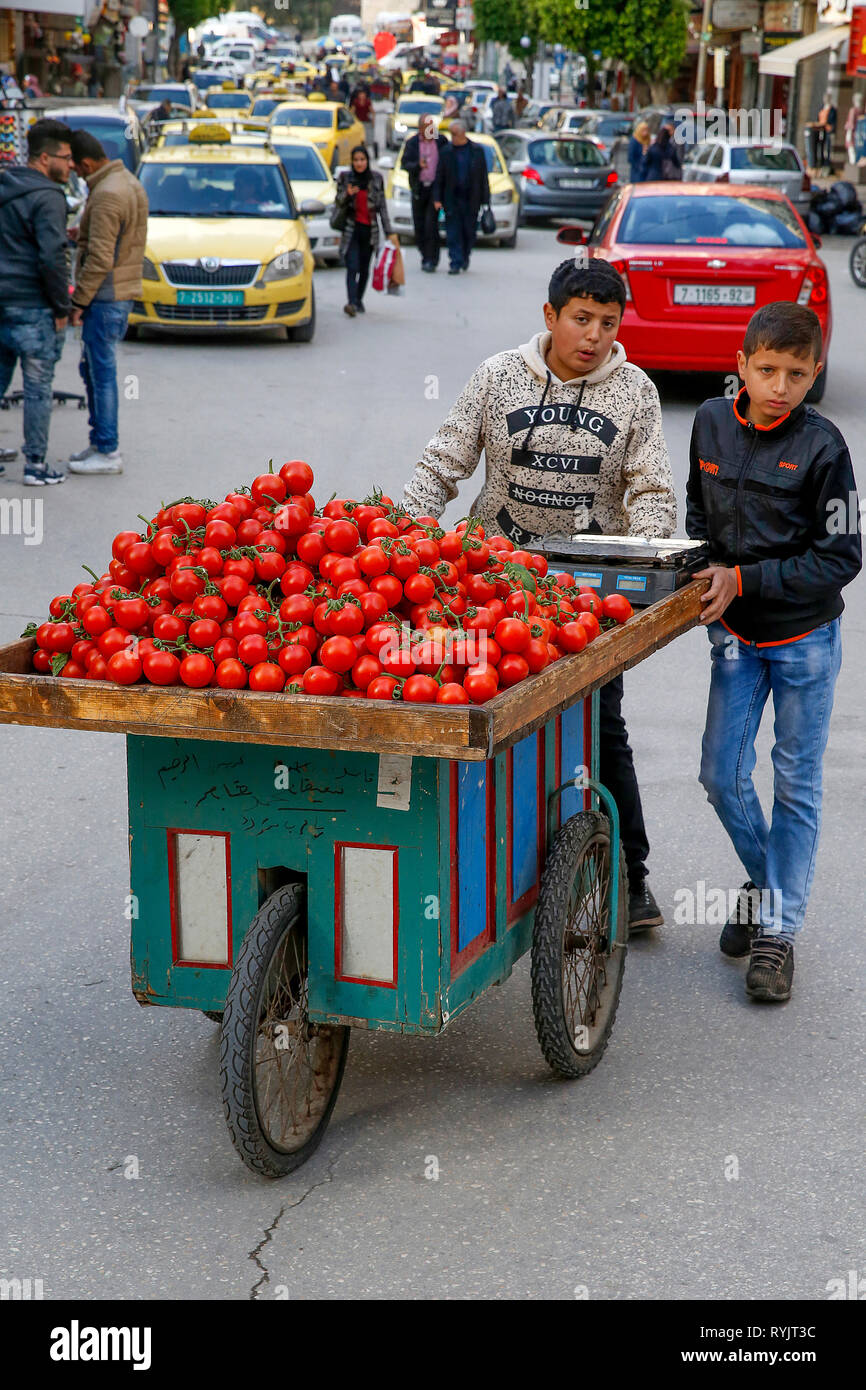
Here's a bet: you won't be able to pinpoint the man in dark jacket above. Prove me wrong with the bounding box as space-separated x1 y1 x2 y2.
0 118 72 485
433 122 489 274
402 114 448 271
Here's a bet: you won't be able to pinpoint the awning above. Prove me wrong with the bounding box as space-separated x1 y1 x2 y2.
759 24 849 78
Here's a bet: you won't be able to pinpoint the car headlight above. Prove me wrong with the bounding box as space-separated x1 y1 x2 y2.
393 186 411 202
394 121 407 134
142 256 160 281
261 250 304 282
491 190 513 204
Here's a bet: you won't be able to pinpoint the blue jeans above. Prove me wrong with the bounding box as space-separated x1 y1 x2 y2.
699 619 842 938
0 307 64 466
80 299 131 453
444 202 477 269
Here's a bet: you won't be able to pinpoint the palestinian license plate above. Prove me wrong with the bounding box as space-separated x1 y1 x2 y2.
559 177 595 189
176 290 244 307
674 284 755 305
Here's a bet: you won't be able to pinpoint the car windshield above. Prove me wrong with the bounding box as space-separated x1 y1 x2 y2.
137 86 192 107
583 116 630 137
272 107 332 127
252 97 281 115
271 143 328 181
206 93 250 109
398 100 443 114
479 143 503 174
528 138 605 167
730 145 800 172
56 116 135 170
618 194 806 247
139 161 295 218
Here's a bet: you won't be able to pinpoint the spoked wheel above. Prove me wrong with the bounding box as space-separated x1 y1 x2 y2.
220 884 349 1177
531 810 627 1079
849 236 866 289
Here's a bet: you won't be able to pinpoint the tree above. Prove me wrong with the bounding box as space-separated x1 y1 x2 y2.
167 0 223 75
473 0 543 85
533 0 689 100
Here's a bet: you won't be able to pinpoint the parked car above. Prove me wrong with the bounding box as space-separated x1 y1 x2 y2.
47 105 147 172
682 137 811 218
537 106 604 136
574 112 633 165
126 81 199 118
516 99 558 128
559 182 830 400
496 130 618 223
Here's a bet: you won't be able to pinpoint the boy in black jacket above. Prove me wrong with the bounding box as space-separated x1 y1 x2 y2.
687 302 861 1001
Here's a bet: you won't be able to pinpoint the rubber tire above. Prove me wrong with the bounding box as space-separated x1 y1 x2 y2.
202 1011 223 1023
219 883 349 1178
499 228 518 248
806 361 826 404
849 236 866 288
124 322 139 341
288 286 315 343
531 810 627 1080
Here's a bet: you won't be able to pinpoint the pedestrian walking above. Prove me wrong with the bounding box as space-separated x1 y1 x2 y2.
490 85 515 133
816 91 837 172
390 69 402 104
628 119 651 183
334 146 396 316
643 122 682 181
63 129 148 476
687 302 861 1001
402 114 448 272
433 122 489 275
0 118 72 486
401 257 676 931
350 82 376 157
844 91 864 166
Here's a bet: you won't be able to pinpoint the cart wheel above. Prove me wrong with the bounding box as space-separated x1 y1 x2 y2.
531 810 627 1080
202 1011 223 1023
219 884 349 1178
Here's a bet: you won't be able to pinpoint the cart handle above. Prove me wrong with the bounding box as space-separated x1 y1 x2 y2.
547 777 623 952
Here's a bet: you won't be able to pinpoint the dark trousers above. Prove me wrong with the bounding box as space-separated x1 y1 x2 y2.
412 183 440 266
598 674 650 889
345 223 373 306
444 199 477 269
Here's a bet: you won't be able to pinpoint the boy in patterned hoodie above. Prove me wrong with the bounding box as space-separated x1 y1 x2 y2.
402 257 677 931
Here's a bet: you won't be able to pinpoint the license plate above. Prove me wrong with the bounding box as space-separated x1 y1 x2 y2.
673 284 755 305
176 290 244 307
559 177 595 189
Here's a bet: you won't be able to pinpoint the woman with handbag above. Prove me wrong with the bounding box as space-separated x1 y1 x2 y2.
331 147 397 317
643 123 682 182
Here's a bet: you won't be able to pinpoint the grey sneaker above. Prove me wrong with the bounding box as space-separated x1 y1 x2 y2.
68 450 123 475
23 464 65 486
67 444 98 464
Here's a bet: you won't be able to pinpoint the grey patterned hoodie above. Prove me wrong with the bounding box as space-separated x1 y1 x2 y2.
402 331 676 545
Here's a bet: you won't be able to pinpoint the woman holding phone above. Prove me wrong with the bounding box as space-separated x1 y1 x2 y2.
334 146 397 317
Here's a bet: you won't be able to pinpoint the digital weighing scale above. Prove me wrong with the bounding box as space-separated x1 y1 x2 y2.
535 535 711 607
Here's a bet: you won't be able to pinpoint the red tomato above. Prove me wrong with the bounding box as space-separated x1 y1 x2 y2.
170 567 206 602
576 612 601 642
81 605 112 638
32 648 51 674
185 618 219 648
403 572 435 604
576 593 603 616
358 544 390 578
325 518 359 555
525 638 550 673
279 593 315 625
371 573 403 607
234 611 268 639
254 551 286 583
180 653 215 687
359 591 388 626
302 665 341 696
248 662 285 692
329 601 364 637
124 541 159 577
280 562 315 596
601 594 634 623
153 614 187 642
463 667 499 703
212 637 238 665
114 597 149 632
366 675 399 700
71 639 95 666
279 459 314 494
402 674 439 703
238 634 269 666
494 617 530 653
278 644 311 677
192 594 228 624
337 579 368 600
107 649 142 685
86 654 109 679
215 658 248 690
319 635 357 674
255 528 287 557
464 539 490 572
251 473 287 506
367 517 399 541
237 518 263 545
410 537 441 566
40 621 76 653
351 654 382 689
436 682 470 705
289 624 318 653
204 519 236 550
97 627 135 659
62 660 87 679
142 650 180 686
330 556 361 587
389 546 420 581
498 652 530 687
381 647 415 679
296 531 327 568
111 530 141 563
273 503 309 538
557 621 588 654
505 589 536 618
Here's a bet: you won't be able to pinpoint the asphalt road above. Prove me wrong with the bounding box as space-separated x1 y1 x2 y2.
0 230 863 1301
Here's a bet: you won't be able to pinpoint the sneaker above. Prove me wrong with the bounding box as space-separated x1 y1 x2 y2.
67 451 123 475
343 303 357 317
719 880 760 957
448 265 461 275
355 302 366 313
628 879 664 933
745 935 794 1002
67 444 98 464
0 446 17 464
23 464 65 486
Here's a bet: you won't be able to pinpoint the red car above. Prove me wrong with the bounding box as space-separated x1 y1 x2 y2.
559 182 831 401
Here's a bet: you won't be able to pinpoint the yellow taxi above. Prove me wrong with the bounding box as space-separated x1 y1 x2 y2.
383 131 519 248
386 95 447 150
153 117 268 149
200 88 252 115
266 134 340 261
130 131 318 340
280 59 319 84
268 100 364 172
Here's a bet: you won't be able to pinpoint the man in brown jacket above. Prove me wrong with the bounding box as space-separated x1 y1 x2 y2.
64 130 148 474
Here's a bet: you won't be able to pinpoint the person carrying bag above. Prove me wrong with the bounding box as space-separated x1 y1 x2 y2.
333 145 397 317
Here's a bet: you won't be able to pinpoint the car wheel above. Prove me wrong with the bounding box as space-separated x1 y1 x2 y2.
125 322 139 341
499 228 518 248
287 286 315 343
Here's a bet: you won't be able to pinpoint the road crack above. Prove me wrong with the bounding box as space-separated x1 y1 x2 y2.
248 1151 342 1299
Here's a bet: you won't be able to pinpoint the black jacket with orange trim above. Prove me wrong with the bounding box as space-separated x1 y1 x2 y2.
686 389 861 643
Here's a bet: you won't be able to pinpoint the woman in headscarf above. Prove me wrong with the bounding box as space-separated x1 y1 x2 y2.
643 122 682 181
334 145 396 316
627 120 651 183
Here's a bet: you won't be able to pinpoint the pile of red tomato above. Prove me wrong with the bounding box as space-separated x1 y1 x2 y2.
25 460 634 705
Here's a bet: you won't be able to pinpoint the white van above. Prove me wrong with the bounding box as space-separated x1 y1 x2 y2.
329 14 365 47
209 38 259 74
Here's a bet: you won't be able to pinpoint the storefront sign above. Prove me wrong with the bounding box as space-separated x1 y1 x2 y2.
712 0 761 28
762 0 803 31
847 1 866 74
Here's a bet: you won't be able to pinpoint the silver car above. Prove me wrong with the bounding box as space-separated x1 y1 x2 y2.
683 138 810 217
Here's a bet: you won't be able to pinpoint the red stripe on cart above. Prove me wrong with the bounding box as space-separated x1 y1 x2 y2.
334 841 399 988
166 827 233 969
